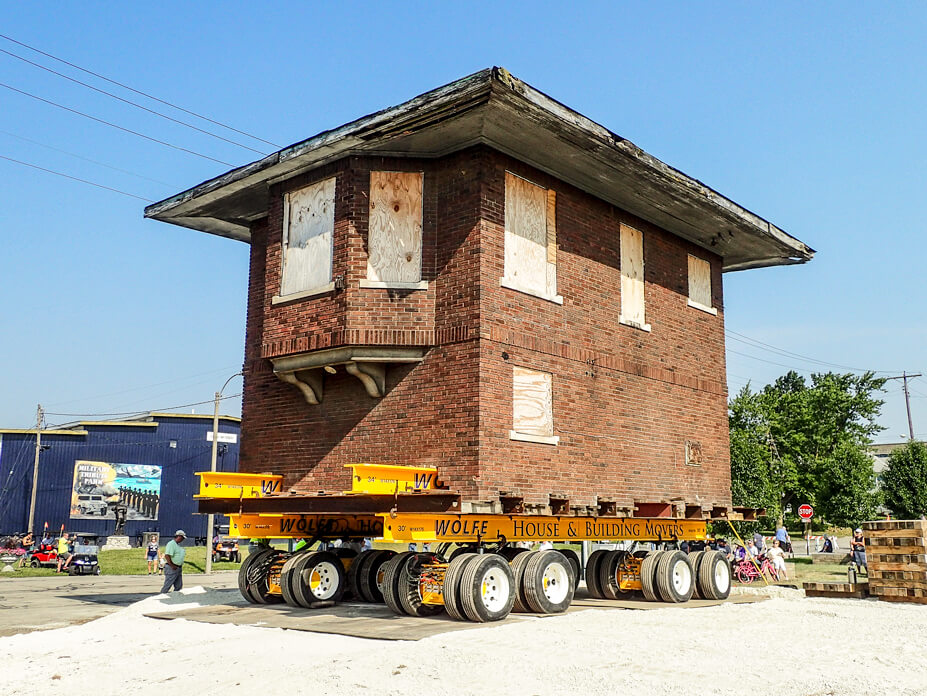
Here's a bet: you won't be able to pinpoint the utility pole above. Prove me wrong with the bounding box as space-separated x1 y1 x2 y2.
205 372 242 575
27 404 44 534
886 372 922 441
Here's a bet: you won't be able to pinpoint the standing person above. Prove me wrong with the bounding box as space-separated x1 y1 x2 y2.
145 535 160 575
850 528 867 575
160 530 187 593
753 531 766 554
775 524 792 553
56 533 73 573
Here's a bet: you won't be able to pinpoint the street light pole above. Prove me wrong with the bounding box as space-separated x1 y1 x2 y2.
26 404 43 535
205 372 242 575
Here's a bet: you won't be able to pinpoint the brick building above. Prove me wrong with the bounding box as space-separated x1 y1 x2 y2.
146 68 813 516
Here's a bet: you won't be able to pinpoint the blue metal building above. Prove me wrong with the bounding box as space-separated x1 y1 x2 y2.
0 413 240 544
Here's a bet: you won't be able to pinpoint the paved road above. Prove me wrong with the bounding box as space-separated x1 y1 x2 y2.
0 572 240 637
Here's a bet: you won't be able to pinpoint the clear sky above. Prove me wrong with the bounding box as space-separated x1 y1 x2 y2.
1 3 924 441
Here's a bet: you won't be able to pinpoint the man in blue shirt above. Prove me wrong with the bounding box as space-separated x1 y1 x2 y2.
160 530 187 593
775 525 792 553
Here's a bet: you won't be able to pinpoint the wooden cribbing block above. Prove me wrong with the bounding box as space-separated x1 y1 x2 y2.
802 581 869 599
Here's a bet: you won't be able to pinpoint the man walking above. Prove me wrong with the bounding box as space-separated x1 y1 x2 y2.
56 533 72 573
160 530 187 593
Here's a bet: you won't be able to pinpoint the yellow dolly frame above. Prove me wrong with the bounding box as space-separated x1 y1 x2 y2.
197 465 736 622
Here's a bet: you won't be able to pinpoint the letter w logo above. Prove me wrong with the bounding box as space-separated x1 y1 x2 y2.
413 473 433 489
261 479 280 495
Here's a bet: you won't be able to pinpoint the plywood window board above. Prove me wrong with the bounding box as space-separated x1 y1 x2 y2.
687 254 717 315
510 366 559 445
363 171 425 288
619 223 650 331
279 177 336 299
501 172 562 304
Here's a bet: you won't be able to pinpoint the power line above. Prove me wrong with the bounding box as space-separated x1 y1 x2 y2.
0 33 281 149
0 128 177 188
0 46 268 155
725 329 898 375
44 364 242 408
0 81 234 166
44 393 241 418
0 154 153 202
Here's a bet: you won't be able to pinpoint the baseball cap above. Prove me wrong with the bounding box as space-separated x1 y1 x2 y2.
174 529 187 538
854 528 862 533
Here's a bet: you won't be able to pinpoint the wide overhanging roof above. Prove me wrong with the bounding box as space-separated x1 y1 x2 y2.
145 67 813 272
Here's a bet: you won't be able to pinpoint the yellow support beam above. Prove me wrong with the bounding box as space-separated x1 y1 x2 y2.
345 463 439 494
196 472 284 499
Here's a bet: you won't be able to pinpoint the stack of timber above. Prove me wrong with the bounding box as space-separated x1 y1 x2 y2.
862 519 927 604
802 581 868 599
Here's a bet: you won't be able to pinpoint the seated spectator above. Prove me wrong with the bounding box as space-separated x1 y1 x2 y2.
766 539 789 580
821 536 834 553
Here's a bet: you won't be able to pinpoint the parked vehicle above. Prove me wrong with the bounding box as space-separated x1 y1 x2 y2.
212 537 241 563
67 543 102 575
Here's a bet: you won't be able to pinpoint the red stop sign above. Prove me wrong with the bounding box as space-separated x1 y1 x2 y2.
798 504 814 520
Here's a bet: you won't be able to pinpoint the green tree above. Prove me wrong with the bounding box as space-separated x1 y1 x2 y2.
881 441 927 519
729 371 885 527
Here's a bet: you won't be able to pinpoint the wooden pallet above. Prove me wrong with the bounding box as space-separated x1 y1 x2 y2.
802 581 869 599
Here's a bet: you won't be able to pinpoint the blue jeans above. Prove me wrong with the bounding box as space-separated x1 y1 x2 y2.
853 550 867 571
161 564 183 592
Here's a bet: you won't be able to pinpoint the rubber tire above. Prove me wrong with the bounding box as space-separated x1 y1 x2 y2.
510 551 538 612
233 552 240 563
360 549 396 603
523 550 575 614
443 553 478 621
250 550 287 604
655 550 694 603
688 551 706 599
288 553 320 607
238 548 274 604
381 551 416 615
280 553 310 606
598 550 631 600
347 550 375 600
397 553 444 617
558 548 581 582
94 566 101 575
584 549 609 599
698 551 732 600
448 545 477 561
30 559 40 568
498 546 528 561
640 550 663 602
294 551 346 606
459 554 516 622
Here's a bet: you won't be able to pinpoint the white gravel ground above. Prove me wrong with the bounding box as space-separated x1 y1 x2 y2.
2 586 926 696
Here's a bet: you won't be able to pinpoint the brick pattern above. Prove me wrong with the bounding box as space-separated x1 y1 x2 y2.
239 145 731 508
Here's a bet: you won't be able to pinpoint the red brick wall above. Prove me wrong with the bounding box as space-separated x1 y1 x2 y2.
239 146 731 508
477 152 730 508
240 151 484 495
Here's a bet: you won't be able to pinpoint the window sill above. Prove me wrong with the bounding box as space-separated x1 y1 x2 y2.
359 279 429 290
500 278 563 305
619 317 652 333
272 282 336 305
509 430 560 445
687 299 718 316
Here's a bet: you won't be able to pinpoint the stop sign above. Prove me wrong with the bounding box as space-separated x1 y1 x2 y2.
798 504 814 520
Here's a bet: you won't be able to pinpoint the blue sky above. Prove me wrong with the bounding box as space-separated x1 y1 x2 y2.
1 3 924 441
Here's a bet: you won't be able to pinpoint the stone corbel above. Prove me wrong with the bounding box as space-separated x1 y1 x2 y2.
276 369 323 405
345 361 385 398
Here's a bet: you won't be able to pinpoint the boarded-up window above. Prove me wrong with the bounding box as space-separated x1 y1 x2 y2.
619 223 647 329
687 254 715 313
503 172 558 301
366 171 424 284
512 367 554 437
280 177 336 297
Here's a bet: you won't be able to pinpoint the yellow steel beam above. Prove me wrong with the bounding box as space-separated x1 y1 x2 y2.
229 513 383 539
380 514 708 543
345 463 439 494
196 472 284 498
